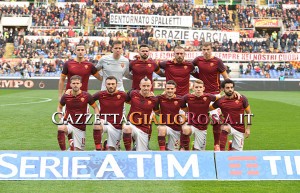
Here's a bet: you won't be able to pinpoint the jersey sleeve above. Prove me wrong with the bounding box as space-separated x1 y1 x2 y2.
242 95 249 109
217 58 226 73
129 61 133 72
212 99 220 109
61 61 68 75
159 61 167 69
153 61 160 73
192 57 199 66
153 96 160 112
126 89 133 102
96 57 104 71
92 91 100 101
87 93 96 105
180 95 188 108
60 95 66 106
91 63 98 75
209 94 217 102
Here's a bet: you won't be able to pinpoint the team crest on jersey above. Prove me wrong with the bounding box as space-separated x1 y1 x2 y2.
81 97 85 102
148 101 152 105
84 65 88 69
184 65 187 69
148 64 152 67
121 63 125 68
203 97 207 101
117 95 121 99
174 101 178 105
235 100 239 104
210 63 215 67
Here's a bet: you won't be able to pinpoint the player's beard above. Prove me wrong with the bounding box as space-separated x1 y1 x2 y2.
107 87 116 94
225 90 233 97
166 92 174 98
141 54 148 60
176 57 183 63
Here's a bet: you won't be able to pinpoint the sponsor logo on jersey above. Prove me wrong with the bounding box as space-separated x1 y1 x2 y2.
148 101 152 105
117 95 121 99
81 97 85 102
210 63 215 67
235 100 239 104
184 65 187 69
203 97 207 101
84 65 88 69
148 64 152 67
174 101 178 105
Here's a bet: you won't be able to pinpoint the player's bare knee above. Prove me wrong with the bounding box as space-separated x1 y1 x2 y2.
122 124 132 133
182 125 191 135
221 125 230 133
58 125 67 133
157 125 166 136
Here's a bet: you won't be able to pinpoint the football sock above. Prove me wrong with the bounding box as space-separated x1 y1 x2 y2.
213 124 221 145
57 130 66 151
158 136 166 150
181 134 190 150
93 130 102 150
220 130 228 151
123 133 132 151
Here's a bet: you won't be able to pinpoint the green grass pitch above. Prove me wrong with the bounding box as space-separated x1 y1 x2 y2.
0 90 299 192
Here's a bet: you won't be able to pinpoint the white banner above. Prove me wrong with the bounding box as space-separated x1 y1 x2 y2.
56 2 86 8
129 52 300 62
153 28 240 42
109 14 193 27
0 2 29 7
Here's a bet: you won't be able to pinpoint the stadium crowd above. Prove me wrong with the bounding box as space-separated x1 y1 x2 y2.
1 1 300 78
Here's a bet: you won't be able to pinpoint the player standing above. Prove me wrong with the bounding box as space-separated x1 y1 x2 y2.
159 46 197 96
96 40 131 92
154 80 184 151
210 79 252 151
130 44 162 90
122 77 158 151
193 42 229 150
92 76 127 150
57 75 100 151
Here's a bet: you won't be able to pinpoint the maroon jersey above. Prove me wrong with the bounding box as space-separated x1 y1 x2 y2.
160 60 194 96
192 56 226 94
212 95 249 133
60 91 95 131
154 94 184 131
126 90 158 133
129 59 159 90
62 59 98 91
92 90 126 130
181 93 216 130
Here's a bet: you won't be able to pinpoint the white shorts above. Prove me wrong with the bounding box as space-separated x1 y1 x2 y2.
67 124 86 150
165 126 180 151
190 126 207 150
224 124 244 151
101 119 122 150
129 122 149 151
209 94 222 122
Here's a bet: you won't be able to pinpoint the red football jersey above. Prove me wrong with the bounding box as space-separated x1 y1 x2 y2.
126 90 158 133
154 94 184 131
192 56 226 94
62 60 98 91
60 91 95 131
182 93 216 130
159 60 194 96
129 59 159 90
212 95 249 133
92 90 126 130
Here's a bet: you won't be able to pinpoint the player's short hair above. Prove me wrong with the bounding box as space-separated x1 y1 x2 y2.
166 80 177 87
112 40 122 47
139 44 149 49
76 43 85 48
221 79 235 88
202 42 212 48
70 75 82 82
106 76 117 83
194 79 204 85
140 76 150 83
174 46 184 51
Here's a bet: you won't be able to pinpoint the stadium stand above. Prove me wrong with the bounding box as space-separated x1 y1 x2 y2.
0 0 300 79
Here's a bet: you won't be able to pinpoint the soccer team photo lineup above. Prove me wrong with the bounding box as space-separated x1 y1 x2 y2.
1 1 300 188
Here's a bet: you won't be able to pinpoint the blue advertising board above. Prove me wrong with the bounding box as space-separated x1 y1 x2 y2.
0 151 216 180
215 150 300 180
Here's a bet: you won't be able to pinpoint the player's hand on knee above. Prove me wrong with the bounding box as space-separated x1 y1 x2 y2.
244 128 250 138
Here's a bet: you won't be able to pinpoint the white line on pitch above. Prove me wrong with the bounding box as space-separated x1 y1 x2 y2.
0 97 52 106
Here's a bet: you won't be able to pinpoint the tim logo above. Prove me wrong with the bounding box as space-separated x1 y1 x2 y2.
228 156 259 176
